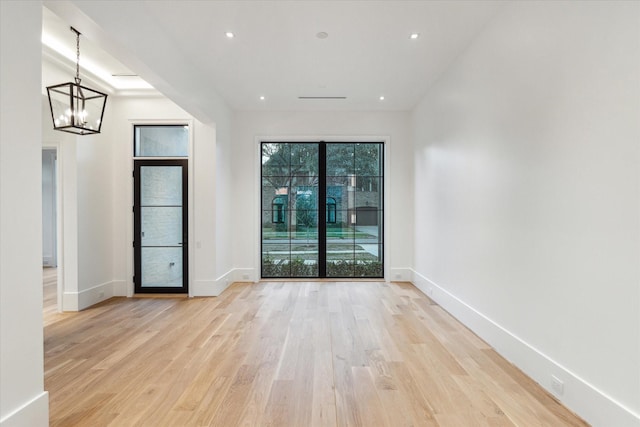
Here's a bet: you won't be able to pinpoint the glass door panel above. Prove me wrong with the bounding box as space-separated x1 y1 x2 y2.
325 143 383 278
134 160 188 293
262 143 319 278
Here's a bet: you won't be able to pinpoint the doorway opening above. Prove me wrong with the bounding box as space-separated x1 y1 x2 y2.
42 146 62 315
133 125 189 294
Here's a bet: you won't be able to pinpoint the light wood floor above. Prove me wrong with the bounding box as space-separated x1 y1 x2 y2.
43 267 61 327
44 281 589 427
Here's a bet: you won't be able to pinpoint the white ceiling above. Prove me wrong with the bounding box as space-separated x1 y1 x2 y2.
43 0 506 121
42 7 154 95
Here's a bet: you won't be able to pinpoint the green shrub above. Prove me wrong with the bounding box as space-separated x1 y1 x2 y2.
327 260 382 277
263 253 382 278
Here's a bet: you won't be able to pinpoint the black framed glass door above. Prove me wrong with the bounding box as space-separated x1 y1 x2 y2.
261 142 383 279
134 159 188 293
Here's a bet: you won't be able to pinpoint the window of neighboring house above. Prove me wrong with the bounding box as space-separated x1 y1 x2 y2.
326 197 336 223
272 196 286 223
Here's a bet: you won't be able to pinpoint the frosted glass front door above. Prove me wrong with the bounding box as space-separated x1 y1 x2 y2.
134 160 188 293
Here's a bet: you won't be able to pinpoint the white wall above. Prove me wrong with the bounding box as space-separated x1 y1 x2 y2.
214 108 234 287
411 1 639 426
74 106 115 308
231 111 414 281
0 1 49 426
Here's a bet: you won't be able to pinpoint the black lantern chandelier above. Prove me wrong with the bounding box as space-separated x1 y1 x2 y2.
47 27 108 135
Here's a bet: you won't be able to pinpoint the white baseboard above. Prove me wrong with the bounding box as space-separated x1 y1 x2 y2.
62 280 115 311
233 268 256 282
0 391 48 427
410 270 640 427
192 280 227 297
389 267 412 282
193 273 232 297
192 268 257 296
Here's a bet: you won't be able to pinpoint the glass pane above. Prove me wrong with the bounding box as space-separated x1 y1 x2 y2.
354 222 380 244
290 144 319 177
327 243 355 261
355 241 383 277
326 219 353 240
141 166 182 206
261 142 319 278
291 174 318 188
355 261 383 277
141 247 183 287
355 244 380 262
262 179 290 209
291 246 318 277
141 207 182 246
135 126 189 157
326 243 356 277
262 210 290 240
355 143 382 176
326 144 354 176
262 243 290 277
262 143 290 176
291 219 318 245
355 177 382 209
293 184 317 208
327 177 356 213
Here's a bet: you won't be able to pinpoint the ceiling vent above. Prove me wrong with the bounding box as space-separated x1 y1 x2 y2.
298 96 347 100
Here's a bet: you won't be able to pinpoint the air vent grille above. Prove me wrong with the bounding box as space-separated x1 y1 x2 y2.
298 96 347 100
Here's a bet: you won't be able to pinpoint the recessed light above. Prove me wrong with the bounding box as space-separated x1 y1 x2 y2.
316 32 329 39
379 95 385 101
409 33 420 40
225 32 235 39
259 95 265 101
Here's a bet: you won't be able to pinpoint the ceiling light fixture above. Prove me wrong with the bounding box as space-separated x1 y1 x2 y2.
316 32 329 39
259 96 266 101
225 32 235 39
46 27 108 135
410 33 420 40
379 96 385 101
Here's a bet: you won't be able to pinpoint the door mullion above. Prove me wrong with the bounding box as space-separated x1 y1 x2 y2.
133 162 142 292
318 142 327 277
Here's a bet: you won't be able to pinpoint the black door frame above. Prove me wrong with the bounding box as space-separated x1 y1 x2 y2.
133 159 188 293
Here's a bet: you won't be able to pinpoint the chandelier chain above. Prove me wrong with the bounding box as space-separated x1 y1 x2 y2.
71 27 81 84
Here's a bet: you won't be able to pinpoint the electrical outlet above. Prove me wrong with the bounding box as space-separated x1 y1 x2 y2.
98 291 104 299
427 287 434 297
242 274 250 280
551 375 564 395
394 273 402 280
